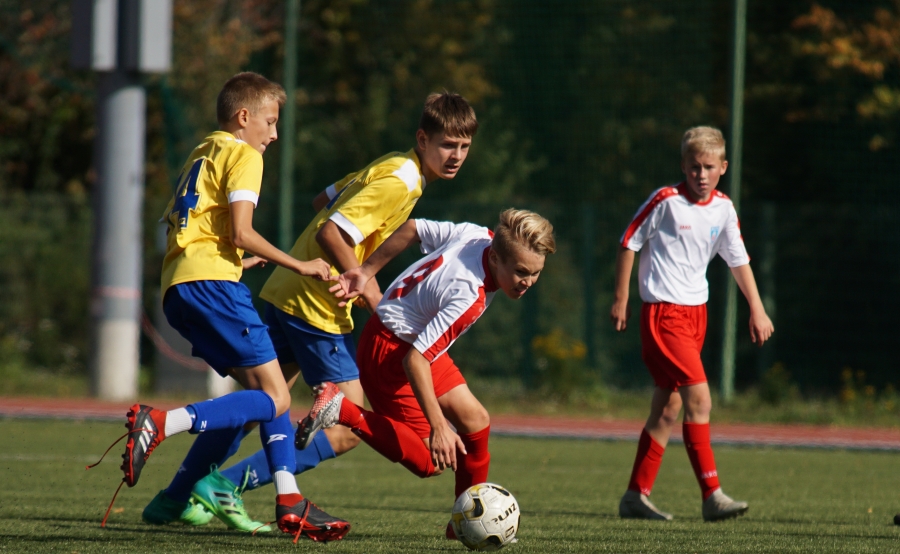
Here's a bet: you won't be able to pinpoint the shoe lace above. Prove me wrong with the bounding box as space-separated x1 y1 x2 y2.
84 426 159 528
291 500 311 544
239 465 252 495
226 466 253 515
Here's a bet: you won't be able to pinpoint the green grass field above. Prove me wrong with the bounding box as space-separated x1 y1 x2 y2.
1 419 898 553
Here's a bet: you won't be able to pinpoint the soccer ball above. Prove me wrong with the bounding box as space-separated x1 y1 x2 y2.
450 483 520 551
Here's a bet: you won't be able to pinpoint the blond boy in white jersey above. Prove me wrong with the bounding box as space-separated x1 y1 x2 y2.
611 126 774 522
300 209 556 542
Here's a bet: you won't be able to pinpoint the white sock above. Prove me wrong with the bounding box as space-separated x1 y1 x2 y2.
164 408 194 436
273 470 301 496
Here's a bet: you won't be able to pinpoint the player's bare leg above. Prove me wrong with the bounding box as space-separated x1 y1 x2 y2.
678 383 748 521
678 383 711 425
438 384 490 435
229 360 292 417
620 386 679 521
644 387 683 446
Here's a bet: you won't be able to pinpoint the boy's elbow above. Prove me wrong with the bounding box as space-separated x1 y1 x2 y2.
232 229 248 249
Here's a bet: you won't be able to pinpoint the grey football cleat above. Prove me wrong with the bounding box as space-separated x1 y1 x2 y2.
295 382 344 450
702 489 748 521
619 489 673 521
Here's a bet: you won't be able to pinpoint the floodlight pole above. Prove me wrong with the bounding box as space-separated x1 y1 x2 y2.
279 0 300 251
73 0 172 400
90 72 146 401
721 0 748 404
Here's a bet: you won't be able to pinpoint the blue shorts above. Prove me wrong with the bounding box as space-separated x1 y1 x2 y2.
163 280 277 376
264 303 359 386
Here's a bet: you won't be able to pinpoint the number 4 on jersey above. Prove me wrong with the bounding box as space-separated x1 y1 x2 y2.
170 158 204 229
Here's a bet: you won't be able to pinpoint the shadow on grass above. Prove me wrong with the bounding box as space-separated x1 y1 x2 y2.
332 501 618 521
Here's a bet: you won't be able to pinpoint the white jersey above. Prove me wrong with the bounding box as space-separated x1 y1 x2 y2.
620 182 750 306
376 219 498 362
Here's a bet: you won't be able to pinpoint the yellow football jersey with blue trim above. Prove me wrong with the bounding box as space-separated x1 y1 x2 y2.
260 149 426 334
160 131 264 294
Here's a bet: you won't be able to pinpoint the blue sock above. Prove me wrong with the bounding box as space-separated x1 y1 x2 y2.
259 412 296 475
223 426 252 462
164 427 244 503
220 447 270 490
301 430 337 472
188 390 275 433
221 425 337 491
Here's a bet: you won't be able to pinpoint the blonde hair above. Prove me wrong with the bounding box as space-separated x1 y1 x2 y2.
216 72 287 125
681 126 726 161
419 91 479 138
492 208 556 260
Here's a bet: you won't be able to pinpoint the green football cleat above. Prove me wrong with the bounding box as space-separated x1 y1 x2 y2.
192 465 272 533
143 490 214 526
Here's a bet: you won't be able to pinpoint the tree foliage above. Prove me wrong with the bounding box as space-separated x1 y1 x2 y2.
1 0 899 393
789 1 900 149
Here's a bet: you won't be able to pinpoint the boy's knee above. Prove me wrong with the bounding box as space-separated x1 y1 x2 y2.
682 397 711 420
270 391 292 417
659 406 680 428
458 407 490 435
473 408 490 432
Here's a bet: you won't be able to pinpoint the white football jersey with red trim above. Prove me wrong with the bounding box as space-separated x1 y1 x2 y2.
620 182 750 306
376 219 498 362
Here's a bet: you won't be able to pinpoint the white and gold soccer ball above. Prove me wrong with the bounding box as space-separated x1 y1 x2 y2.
450 483 520 551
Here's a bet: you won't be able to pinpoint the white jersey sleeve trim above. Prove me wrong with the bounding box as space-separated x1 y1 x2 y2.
227 190 259 207
325 183 338 200
330 211 365 245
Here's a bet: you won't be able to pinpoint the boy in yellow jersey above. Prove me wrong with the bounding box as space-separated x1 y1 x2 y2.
190 92 479 514
121 72 350 542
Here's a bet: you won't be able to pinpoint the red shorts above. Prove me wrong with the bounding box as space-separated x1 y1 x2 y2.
357 316 467 438
640 302 708 391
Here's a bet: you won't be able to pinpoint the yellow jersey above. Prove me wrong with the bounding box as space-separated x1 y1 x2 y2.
160 131 264 294
260 149 426 334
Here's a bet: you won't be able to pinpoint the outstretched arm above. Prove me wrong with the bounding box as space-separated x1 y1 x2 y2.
330 219 421 305
730 263 774 346
610 246 635 331
316 220 382 312
231 201 330 279
403 347 465 472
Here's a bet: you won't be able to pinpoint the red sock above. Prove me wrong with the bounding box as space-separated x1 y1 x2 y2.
627 428 665 496
682 422 720 500
455 426 491 498
339 397 435 478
